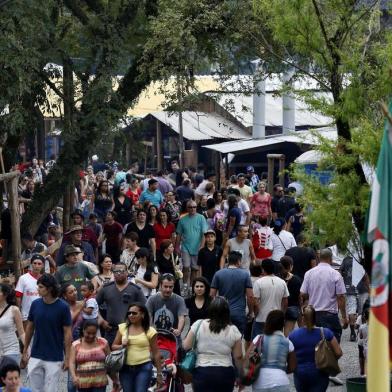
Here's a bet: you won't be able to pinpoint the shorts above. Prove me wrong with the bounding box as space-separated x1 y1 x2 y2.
181 251 199 270
285 306 300 321
346 295 358 315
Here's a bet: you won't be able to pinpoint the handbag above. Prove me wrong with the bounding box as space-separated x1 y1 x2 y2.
105 326 128 372
315 327 341 376
240 334 264 386
179 319 203 372
171 254 183 280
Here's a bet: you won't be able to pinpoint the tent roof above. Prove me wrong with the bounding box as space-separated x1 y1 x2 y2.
145 111 250 141
202 127 337 154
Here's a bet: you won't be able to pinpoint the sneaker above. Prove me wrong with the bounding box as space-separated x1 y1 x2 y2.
329 376 344 385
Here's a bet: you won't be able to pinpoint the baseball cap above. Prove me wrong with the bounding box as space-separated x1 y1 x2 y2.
204 229 216 237
31 254 46 264
246 166 255 172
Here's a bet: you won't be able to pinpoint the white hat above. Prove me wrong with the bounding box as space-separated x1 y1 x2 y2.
92 155 99 161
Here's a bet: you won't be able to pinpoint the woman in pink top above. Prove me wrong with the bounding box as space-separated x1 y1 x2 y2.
69 320 119 391
250 182 272 220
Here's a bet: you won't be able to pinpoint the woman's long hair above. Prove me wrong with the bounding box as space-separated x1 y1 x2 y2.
0 284 16 305
126 302 150 332
208 296 231 334
264 310 285 335
191 277 211 302
303 305 316 331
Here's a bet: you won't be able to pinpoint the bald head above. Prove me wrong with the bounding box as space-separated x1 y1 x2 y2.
319 248 333 263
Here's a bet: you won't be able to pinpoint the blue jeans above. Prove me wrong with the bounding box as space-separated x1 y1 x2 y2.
119 361 152 392
67 370 77 392
315 312 342 343
193 366 235 392
251 321 265 340
231 314 246 335
294 367 329 392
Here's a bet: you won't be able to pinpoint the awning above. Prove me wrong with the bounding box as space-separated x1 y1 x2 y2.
202 127 337 154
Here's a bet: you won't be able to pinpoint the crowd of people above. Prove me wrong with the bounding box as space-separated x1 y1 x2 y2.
0 157 370 392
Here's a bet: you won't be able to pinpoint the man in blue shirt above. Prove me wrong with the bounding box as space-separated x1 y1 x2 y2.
139 178 163 208
21 274 72 392
175 200 208 295
210 251 254 335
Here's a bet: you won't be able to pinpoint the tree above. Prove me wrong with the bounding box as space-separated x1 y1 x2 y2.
4 0 156 234
248 0 392 267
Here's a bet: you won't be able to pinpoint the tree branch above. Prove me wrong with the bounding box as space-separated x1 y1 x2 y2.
248 31 331 91
62 0 90 25
311 0 335 59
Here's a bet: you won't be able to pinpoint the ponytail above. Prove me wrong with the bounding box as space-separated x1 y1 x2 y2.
303 305 316 330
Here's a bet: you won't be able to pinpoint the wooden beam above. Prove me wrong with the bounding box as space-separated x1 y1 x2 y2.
8 177 22 279
0 171 20 182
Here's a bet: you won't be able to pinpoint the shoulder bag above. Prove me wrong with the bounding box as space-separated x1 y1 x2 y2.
0 304 11 319
315 327 341 376
179 319 203 372
105 326 128 372
171 253 183 280
240 334 264 386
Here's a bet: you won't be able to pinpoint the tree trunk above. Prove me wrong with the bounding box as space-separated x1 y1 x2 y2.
22 59 150 235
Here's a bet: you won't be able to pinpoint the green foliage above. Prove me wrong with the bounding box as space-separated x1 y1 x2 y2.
250 0 392 253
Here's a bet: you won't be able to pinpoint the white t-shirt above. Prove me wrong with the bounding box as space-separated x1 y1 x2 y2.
135 265 159 297
223 199 250 225
191 319 241 367
15 273 40 320
252 333 294 389
270 230 296 261
253 275 289 323
82 297 99 319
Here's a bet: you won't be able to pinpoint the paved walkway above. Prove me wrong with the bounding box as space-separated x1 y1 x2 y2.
22 328 360 391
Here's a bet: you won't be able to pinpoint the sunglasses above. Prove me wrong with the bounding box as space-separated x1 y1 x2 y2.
161 273 175 280
113 270 126 274
188 206 197 209
127 311 139 316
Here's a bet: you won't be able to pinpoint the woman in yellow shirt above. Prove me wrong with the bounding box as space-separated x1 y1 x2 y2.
112 302 162 392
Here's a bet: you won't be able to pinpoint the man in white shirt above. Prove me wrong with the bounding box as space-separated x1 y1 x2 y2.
252 258 289 338
15 254 44 328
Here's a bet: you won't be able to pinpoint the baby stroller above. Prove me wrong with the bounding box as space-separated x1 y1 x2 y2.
149 329 184 392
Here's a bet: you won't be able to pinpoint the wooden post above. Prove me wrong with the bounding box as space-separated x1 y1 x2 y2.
8 176 22 279
279 155 286 187
214 151 220 189
63 185 71 232
156 120 163 171
267 156 274 194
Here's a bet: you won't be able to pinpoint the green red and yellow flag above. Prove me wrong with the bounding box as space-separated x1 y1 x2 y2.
367 102 392 391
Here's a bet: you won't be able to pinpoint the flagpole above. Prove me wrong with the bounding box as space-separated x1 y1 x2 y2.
380 101 392 126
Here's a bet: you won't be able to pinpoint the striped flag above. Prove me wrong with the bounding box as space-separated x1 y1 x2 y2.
367 102 392 391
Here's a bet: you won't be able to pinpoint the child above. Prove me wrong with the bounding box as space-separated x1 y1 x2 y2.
80 282 98 323
356 308 369 375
